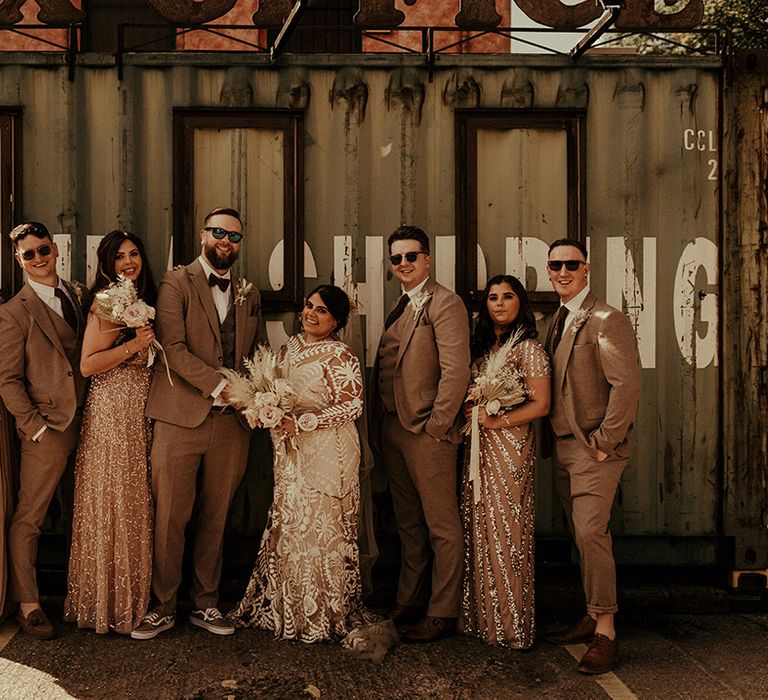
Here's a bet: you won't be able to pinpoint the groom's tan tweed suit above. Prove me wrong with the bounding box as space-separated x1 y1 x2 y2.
544 290 640 614
0 281 89 603
145 260 260 615
370 278 470 617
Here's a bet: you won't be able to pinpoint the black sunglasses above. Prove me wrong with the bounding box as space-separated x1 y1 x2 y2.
547 260 585 272
389 251 428 265
204 227 243 244
19 244 52 262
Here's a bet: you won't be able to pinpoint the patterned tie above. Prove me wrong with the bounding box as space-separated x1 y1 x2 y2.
208 273 230 293
384 294 409 330
550 305 569 355
54 287 78 331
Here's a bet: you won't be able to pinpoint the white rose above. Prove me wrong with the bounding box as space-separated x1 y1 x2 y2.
486 399 502 415
123 301 151 328
259 405 283 429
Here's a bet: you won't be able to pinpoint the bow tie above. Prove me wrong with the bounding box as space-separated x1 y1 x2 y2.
208 273 231 293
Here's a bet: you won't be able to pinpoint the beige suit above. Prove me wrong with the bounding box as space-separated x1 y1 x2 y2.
545 290 640 614
0 281 89 603
145 261 260 615
370 278 470 617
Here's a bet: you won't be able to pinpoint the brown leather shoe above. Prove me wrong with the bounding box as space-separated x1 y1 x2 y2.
401 615 456 643
578 633 618 674
16 608 56 640
387 603 425 627
546 614 596 645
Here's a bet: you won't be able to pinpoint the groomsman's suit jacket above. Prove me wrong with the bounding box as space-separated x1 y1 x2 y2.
145 260 260 424
369 278 470 448
544 290 640 459
0 281 89 439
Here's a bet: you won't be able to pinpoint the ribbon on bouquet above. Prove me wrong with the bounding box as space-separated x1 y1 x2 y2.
468 404 482 504
148 339 174 387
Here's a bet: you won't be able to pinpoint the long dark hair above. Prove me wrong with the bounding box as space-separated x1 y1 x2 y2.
90 230 157 306
471 274 537 359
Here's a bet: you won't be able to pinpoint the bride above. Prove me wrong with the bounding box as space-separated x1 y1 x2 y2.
229 285 367 643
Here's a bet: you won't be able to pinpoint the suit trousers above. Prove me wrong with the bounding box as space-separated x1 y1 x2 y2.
150 412 250 615
382 413 463 618
553 436 625 615
9 419 80 603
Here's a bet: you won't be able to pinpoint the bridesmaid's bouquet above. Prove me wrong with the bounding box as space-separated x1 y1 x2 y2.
220 346 296 429
93 275 172 383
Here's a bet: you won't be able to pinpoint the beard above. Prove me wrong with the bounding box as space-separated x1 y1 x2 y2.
204 243 239 270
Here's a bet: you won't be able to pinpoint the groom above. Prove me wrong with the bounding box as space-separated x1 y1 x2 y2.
370 225 470 643
543 238 640 674
0 222 89 639
133 207 261 640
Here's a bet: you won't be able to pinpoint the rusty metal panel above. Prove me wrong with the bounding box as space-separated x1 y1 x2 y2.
0 53 725 553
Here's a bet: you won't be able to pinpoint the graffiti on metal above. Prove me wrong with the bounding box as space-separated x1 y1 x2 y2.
0 0 704 31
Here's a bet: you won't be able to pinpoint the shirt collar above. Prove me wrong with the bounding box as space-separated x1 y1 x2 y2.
403 275 430 299
562 285 590 314
27 277 61 301
197 254 231 281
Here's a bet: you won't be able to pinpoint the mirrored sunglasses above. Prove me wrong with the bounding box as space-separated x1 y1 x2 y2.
204 227 243 244
19 244 52 261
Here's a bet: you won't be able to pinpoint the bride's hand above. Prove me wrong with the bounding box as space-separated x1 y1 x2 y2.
463 402 475 420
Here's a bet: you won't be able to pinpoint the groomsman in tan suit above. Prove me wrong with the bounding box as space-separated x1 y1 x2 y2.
543 238 640 674
370 225 470 643
132 207 261 640
0 222 89 639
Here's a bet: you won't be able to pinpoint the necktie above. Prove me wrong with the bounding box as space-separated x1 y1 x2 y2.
384 294 410 330
54 287 78 331
550 305 569 354
208 273 231 293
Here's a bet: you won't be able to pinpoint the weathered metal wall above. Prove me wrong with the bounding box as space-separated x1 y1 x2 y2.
0 52 725 560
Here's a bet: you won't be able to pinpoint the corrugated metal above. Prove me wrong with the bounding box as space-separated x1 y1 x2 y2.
0 53 723 551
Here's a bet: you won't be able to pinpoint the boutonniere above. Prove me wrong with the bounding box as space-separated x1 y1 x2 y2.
235 278 255 306
409 290 432 315
68 281 84 306
570 309 591 334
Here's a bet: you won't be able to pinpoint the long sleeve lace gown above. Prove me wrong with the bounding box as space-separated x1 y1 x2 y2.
229 334 366 643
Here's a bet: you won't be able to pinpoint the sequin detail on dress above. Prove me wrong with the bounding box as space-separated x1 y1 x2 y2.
460 338 550 648
228 335 365 642
64 346 153 634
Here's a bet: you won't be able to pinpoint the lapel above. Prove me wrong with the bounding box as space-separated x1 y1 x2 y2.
61 279 86 334
553 290 597 394
397 277 435 365
232 273 246 369
189 260 222 347
19 283 66 357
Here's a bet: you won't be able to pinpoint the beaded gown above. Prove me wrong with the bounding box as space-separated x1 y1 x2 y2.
229 334 365 643
64 341 153 634
460 338 550 648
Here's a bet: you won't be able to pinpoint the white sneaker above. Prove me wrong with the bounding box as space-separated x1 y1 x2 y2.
189 608 235 636
131 610 175 640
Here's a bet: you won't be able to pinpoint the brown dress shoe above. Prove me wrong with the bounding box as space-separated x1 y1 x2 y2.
387 604 425 627
16 608 56 640
401 615 456 643
546 614 596 645
578 633 618 674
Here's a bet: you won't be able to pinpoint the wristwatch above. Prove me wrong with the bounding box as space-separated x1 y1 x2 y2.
296 413 319 432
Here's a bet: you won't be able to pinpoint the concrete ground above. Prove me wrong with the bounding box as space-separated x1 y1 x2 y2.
1 590 767 699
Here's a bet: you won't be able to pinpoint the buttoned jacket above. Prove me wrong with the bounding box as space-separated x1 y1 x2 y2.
145 260 261 428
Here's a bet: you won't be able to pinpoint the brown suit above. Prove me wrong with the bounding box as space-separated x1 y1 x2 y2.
145 260 260 615
370 278 470 617
545 290 640 614
0 281 89 603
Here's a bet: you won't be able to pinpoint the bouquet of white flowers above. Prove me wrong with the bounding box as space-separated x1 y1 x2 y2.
465 326 529 503
93 275 172 384
219 345 296 431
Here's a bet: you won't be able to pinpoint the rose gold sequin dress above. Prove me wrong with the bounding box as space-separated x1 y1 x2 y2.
64 344 153 634
228 335 365 643
460 338 550 648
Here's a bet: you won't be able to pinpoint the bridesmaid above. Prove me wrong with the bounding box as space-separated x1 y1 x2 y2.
460 275 551 648
64 230 157 634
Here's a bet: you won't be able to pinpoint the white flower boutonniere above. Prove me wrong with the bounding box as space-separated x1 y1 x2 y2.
69 282 84 306
235 278 255 306
409 290 432 316
570 309 591 334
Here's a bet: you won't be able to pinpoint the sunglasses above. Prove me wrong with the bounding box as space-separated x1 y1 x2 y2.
19 244 52 261
389 251 428 265
204 227 243 244
547 260 586 272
